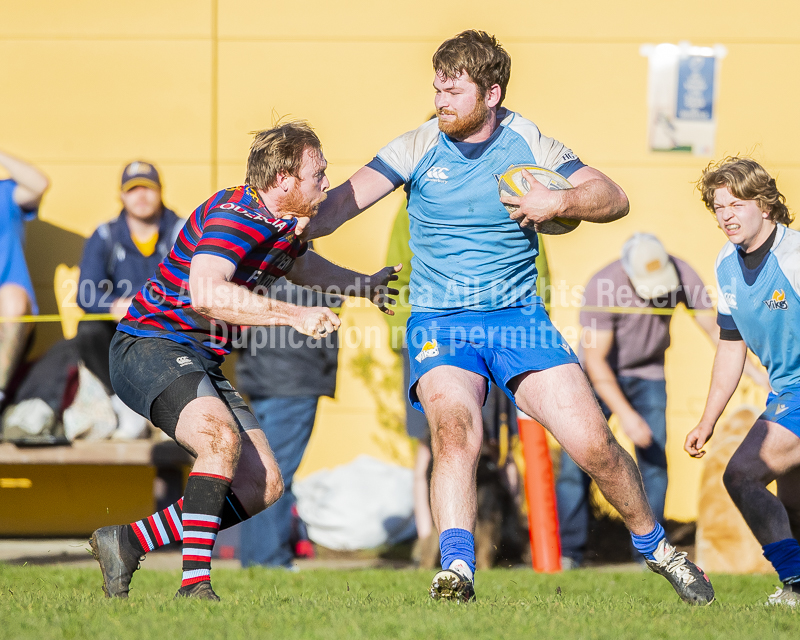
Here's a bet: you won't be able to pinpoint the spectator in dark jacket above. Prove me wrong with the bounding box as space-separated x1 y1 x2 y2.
75 161 183 395
235 274 340 567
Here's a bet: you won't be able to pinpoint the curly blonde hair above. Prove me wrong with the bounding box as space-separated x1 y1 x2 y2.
697 156 792 225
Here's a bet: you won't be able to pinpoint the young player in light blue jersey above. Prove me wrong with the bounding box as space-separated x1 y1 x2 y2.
686 157 800 606
312 30 714 605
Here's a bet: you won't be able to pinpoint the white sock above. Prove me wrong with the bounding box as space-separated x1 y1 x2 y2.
448 559 474 582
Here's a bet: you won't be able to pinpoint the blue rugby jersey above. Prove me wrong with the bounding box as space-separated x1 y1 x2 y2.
367 110 585 312
118 185 307 359
715 224 800 393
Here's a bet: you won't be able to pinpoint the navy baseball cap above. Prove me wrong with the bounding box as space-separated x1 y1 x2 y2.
121 161 161 192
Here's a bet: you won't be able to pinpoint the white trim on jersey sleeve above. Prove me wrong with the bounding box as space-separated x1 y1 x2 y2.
501 111 579 171
771 225 800 299
714 242 737 316
375 119 441 183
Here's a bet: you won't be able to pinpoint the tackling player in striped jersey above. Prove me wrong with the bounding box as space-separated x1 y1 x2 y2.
90 121 400 601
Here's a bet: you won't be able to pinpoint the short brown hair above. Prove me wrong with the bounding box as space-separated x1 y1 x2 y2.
432 30 511 107
245 121 322 190
697 156 792 225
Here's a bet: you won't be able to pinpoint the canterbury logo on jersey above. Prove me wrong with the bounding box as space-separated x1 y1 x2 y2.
764 289 788 311
426 166 449 182
723 291 737 309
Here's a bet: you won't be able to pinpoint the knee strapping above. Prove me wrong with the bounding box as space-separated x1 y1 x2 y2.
150 371 220 438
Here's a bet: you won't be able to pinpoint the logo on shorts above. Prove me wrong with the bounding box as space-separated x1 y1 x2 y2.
776 403 789 414
415 340 440 363
176 356 192 367
560 343 572 355
764 289 788 311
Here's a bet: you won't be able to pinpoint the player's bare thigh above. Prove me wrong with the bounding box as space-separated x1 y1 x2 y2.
726 419 800 486
510 363 611 459
416 365 486 453
232 428 284 515
174 396 283 514
175 396 242 477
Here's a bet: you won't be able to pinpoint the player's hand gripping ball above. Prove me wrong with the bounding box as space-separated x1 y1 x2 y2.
497 164 581 235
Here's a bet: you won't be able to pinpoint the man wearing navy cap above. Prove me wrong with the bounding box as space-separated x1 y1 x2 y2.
74 160 184 437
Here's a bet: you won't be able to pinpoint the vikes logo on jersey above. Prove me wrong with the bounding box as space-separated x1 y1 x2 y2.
415 340 440 363
764 289 789 311
426 166 449 182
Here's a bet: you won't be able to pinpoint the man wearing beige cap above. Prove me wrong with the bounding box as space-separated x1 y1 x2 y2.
557 233 763 567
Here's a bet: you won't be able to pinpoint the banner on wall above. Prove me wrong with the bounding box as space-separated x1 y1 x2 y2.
641 42 727 156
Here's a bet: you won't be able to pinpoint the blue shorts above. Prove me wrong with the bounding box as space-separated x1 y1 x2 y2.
761 384 800 440
406 303 579 412
0 246 37 314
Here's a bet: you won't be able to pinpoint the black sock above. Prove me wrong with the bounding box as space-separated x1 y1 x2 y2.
180 473 230 587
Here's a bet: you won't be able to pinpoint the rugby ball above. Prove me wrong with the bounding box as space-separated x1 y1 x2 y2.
497 164 581 235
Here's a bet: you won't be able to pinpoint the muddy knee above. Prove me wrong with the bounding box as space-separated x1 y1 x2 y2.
432 409 480 461
207 419 241 463
572 439 626 477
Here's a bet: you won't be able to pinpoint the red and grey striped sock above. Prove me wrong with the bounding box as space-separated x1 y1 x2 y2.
125 490 250 556
180 472 231 588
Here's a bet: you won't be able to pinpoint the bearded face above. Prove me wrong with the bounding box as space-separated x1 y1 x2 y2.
437 96 490 140
279 179 328 218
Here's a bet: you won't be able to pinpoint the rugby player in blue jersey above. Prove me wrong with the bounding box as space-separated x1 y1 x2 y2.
90 121 400 601
310 30 714 604
686 157 800 606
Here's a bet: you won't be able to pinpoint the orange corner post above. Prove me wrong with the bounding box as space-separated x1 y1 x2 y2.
518 416 562 572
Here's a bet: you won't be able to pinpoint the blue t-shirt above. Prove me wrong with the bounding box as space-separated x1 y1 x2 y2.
0 179 37 312
367 110 584 312
715 224 800 393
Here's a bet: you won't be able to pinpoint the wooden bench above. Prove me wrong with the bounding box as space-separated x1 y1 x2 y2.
0 440 192 536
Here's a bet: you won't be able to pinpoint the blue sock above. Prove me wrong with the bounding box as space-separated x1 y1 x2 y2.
439 528 476 576
763 538 800 583
631 522 666 562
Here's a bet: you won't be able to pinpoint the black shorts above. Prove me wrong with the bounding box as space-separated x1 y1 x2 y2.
110 331 259 439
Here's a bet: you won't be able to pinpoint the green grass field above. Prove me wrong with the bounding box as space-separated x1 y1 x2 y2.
0 565 797 639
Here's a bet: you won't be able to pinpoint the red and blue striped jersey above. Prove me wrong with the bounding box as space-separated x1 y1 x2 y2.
117 185 307 359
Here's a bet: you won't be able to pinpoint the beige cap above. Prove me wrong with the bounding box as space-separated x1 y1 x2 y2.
620 233 679 300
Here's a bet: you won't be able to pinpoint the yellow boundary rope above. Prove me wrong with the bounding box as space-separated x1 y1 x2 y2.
0 304 715 324
0 313 116 323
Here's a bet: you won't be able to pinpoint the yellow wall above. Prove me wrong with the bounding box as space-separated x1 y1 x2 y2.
3 0 800 520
